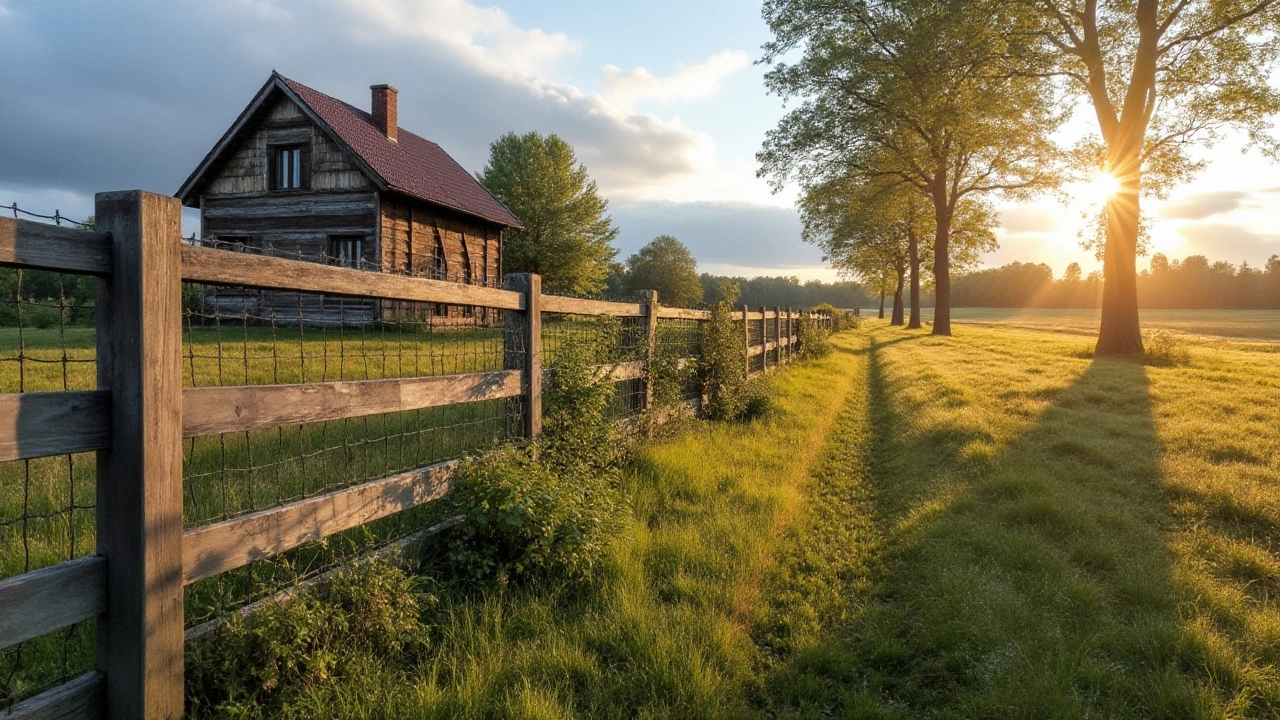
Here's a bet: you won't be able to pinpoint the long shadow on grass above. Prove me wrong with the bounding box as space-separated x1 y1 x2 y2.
758 337 1211 719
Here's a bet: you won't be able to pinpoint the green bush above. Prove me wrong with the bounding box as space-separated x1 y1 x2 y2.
644 336 698 436
796 314 832 359
1143 329 1192 366
185 559 432 718
697 300 749 421
437 324 627 583
811 302 860 332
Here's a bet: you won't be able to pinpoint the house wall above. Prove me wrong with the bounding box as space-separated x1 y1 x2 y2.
379 195 504 324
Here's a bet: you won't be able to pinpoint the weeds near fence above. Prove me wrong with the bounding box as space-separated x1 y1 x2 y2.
698 301 749 421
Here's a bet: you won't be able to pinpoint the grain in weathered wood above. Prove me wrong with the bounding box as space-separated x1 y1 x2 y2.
94 190 185 719
760 306 769 372
0 391 110 462
748 344 767 358
742 303 751 377
541 294 645 317
654 307 709 320
183 370 523 437
639 290 658 415
504 274 542 438
183 245 524 309
0 217 112 275
3 672 103 720
0 556 106 650
774 306 783 367
182 460 459 584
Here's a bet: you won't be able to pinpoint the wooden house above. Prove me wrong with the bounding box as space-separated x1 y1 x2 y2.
177 72 523 326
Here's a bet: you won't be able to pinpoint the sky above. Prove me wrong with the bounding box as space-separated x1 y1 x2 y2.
1 0 1279 282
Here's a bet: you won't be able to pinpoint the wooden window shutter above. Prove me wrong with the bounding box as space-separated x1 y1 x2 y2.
300 144 312 190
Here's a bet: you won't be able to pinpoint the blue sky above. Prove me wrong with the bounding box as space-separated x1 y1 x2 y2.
2 0 1279 280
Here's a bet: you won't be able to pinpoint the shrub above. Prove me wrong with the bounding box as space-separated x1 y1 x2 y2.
811 303 860 331
185 559 432 718
644 335 698 436
796 314 832 359
438 323 627 583
1144 329 1192 366
698 300 749 421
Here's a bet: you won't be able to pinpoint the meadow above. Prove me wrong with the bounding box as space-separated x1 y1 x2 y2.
924 306 1280 341
193 320 1280 718
6 317 1280 716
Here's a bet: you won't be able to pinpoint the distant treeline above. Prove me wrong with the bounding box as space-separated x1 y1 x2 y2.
952 255 1280 309
699 273 872 310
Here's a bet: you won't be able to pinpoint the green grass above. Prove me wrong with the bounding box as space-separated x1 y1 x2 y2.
922 307 1280 341
193 319 1280 718
208 333 872 718
760 320 1280 717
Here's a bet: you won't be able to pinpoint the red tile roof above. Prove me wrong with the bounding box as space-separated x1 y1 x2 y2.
278 76 522 229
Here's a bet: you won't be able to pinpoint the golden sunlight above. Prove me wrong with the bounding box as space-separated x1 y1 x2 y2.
1076 171 1121 207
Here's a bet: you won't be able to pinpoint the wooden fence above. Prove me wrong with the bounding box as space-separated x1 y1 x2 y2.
0 191 831 719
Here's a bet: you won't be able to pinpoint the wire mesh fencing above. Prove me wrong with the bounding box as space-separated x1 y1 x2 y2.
0 266 99 707
181 266 522 627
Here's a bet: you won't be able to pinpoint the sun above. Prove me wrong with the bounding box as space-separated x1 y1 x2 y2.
1076 171 1122 207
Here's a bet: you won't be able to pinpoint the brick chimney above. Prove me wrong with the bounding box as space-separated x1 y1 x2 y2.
371 84 398 142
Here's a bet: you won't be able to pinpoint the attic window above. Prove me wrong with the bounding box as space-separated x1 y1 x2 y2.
273 145 306 190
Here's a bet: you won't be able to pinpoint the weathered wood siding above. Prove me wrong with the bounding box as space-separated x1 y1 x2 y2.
204 97 373 197
380 195 503 324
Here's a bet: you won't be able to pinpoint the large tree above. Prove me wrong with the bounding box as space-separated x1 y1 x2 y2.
623 235 704 307
478 132 619 296
759 0 1062 335
1015 0 1280 354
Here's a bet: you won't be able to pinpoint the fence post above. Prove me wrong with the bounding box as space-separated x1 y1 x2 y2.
504 273 542 439
773 306 782 368
94 190 184 719
759 306 768 373
741 303 750 378
638 289 658 417
783 307 790 364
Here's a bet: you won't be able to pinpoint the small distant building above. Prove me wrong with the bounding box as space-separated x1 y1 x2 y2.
177 72 522 325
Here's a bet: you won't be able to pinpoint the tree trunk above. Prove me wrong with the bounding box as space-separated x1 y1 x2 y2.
907 230 922 329
891 267 905 326
878 290 886 319
931 178 953 336
1095 157 1146 354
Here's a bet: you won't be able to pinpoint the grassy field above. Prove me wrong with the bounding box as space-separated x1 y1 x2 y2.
0 319 640 703
920 307 1280 341
200 320 1280 719
7 317 1280 715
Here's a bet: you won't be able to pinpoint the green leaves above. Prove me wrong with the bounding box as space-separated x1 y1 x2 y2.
621 235 704 308
478 132 619 296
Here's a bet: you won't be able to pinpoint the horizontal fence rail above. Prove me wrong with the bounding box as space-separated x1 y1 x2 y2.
0 191 834 718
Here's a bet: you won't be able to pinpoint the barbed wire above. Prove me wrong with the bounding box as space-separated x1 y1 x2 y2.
3 202 93 230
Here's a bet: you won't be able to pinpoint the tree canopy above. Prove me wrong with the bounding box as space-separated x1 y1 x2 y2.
622 235 704 308
478 131 619 296
759 0 1062 335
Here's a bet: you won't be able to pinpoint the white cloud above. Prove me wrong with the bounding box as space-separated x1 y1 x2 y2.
601 50 750 110
339 0 580 80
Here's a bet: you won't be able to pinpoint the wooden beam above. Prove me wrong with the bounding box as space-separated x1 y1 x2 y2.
182 370 522 437
182 460 458 585
0 391 110 462
653 307 709 320
540 294 645 317
94 189 185 719
182 245 524 310
0 556 106 650
0 217 112 275
2 672 103 720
